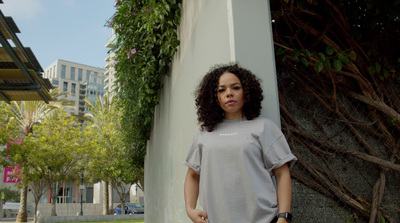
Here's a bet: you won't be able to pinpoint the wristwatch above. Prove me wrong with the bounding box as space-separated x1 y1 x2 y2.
277 212 292 222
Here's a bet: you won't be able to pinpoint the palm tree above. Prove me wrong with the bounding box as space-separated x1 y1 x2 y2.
9 88 73 222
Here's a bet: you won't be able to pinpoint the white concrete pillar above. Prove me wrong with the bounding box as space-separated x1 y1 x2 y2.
228 0 280 125
145 0 279 222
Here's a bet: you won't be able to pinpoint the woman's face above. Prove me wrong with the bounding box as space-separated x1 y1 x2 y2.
217 72 244 120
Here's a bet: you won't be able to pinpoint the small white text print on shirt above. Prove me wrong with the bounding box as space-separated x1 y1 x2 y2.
219 133 238 136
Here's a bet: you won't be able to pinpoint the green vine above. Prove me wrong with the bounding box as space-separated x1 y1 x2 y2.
110 0 181 167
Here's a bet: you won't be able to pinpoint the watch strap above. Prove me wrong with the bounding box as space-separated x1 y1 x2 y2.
277 212 292 222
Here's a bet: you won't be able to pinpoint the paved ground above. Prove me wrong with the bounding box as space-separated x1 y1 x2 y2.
0 218 34 223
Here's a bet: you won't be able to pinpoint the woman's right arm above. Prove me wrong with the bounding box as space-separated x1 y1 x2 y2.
184 168 208 223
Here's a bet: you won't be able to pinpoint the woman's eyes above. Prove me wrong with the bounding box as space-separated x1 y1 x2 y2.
218 86 241 93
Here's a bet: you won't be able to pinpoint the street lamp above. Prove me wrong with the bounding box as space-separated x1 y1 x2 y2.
135 185 138 203
79 174 85 216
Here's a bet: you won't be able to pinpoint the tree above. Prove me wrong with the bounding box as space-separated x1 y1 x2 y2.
106 152 137 215
84 93 143 215
83 93 117 215
28 179 48 223
21 111 89 216
6 88 73 222
4 110 89 218
271 0 400 221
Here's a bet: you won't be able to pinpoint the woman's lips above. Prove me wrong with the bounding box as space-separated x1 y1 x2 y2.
226 100 236 105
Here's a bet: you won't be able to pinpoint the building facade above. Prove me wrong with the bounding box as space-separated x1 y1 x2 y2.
104 29 117 98
43 59 106 116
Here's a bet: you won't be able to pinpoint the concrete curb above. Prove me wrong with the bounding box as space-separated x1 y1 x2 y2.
38 214 144 223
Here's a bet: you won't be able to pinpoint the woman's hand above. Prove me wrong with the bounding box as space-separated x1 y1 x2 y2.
187 208 208 223
185 168 207 222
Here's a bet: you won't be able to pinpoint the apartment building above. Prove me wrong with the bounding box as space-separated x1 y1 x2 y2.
104 29 117 97
43 59 106 116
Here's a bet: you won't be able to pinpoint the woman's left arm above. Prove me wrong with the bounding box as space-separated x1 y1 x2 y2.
272 163 292 223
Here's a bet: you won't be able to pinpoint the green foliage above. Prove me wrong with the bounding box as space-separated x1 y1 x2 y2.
346 213 354 223
326 45 335 55
84 93 144 194
274 0 399 79
4 110 89 184
368 61 394 80
276 45 357 73
7 88 74 138
109 0 181 167
85 94 131 180
0 187 20 202
0 102 19 146
333 59 342 72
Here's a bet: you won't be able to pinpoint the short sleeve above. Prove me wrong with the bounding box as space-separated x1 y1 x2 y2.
260 120 297 174
184 131 202 174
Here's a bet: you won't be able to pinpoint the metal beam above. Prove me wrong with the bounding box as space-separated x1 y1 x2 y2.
0 10 51 103
0 11 42 72
0 33 36 83
0 83 41 90
0 92 10 104
38 90 50 104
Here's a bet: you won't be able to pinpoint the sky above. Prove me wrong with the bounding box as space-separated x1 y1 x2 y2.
1 0 116 69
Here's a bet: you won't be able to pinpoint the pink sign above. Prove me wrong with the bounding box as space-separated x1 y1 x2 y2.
4 167 21 183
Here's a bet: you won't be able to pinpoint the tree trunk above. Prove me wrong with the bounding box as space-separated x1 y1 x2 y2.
50 183 57 216
138 175 144 192
33 199 39 223
16 186 28 222
121 199 126 215
102 181 109 215
109 183 113 211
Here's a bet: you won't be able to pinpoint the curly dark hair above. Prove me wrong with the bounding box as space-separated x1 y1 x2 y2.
195 63 264 132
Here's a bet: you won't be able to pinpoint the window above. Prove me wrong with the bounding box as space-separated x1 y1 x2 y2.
86 71 91 82
71 67 75 80
52 80 59 86
78 69 83 81
94 72 98 83
71 83 76 94
63 82 68 91
61 65 66 78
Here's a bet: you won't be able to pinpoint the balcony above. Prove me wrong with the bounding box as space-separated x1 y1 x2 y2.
105 34 117 48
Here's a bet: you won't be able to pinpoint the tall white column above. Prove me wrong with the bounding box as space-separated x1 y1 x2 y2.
228 0 281 126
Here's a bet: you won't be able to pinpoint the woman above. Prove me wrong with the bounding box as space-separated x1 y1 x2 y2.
184 63 297 223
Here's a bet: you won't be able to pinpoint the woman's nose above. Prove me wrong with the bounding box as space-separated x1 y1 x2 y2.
226 88 233 97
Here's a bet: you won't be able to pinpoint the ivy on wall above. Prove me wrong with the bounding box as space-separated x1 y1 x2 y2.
110 0 181 167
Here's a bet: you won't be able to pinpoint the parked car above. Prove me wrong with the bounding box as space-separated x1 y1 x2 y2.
113 203 144 215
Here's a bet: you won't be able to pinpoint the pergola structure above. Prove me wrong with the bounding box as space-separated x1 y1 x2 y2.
0 4 53 103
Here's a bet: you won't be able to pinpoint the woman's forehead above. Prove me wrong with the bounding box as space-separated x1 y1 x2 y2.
218 72 240 84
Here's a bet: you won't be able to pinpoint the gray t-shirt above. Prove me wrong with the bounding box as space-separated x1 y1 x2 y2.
185 117 297 223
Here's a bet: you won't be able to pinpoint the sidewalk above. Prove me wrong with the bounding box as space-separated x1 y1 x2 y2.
0 217 34 223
